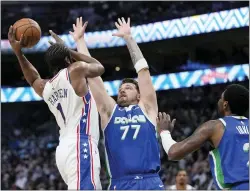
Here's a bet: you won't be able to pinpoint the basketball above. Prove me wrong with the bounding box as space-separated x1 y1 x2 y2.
13 18 41 48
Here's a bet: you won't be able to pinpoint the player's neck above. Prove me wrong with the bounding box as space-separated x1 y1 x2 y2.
176 184 186 190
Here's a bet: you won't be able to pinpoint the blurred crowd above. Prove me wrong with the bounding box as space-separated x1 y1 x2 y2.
2 80 248 190
1 1 248 38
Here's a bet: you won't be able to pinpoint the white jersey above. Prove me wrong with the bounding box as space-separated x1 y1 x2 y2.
43 68 99 141
42 68 101 189
168 184 195 190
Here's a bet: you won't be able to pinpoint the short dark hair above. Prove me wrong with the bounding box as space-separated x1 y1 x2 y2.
120 78 140 92
176 169 187 176
44 43 71 75
224 84 249 116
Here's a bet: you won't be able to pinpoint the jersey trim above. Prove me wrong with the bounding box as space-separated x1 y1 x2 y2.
103 133 112 189
66 68 71 83
76 125 80 189
49 69 63 83
229 116 248 119
88 135 96 189
219 118 226 126
139 105 156 127
86 97 92 135
103 104 118 131
209 149 232 189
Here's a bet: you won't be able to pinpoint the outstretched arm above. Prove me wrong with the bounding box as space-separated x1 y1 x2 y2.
157 112 219 161
113 18 158 122
48 29 104 78
8 26 47 97
69 17 116 122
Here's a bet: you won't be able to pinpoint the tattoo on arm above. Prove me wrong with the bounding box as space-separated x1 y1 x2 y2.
124 35 144 65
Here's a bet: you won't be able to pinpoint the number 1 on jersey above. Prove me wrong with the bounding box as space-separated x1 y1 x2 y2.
57 103 66 124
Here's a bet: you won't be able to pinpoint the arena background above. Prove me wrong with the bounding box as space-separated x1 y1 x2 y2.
1 1 249 190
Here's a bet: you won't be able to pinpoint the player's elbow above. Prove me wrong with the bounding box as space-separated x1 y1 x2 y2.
98 64 105 76
168 148 182 161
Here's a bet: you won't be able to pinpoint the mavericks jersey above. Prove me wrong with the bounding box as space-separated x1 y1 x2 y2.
104 104 161 179
43 68 99 142
209 116 249 190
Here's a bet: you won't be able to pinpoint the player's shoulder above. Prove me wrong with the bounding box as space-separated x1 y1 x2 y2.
203 119 224 129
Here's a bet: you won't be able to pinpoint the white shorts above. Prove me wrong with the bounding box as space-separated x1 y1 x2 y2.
56 136 102 190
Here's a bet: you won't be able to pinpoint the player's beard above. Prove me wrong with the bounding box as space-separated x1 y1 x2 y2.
117 98 129 107
117 95 131 107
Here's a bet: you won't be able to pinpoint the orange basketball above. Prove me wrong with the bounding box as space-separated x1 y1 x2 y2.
13 18 41 48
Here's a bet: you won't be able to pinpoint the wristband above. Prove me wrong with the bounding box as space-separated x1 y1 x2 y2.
160 130 177 155
134 58 149 73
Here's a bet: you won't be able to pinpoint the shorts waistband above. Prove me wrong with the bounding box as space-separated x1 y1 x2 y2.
111 173 159 181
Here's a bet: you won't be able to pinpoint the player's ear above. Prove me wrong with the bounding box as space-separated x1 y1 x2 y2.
223 101 228 110
137 93 140 101
65 56 71 65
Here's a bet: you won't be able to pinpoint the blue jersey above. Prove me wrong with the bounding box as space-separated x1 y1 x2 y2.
209 116 249 190
104 104 161 179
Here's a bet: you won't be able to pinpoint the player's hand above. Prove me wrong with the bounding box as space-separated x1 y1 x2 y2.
48 30 64 45
69 17 88 42
112 17 131 38
157 112 176 133
8 25 27 54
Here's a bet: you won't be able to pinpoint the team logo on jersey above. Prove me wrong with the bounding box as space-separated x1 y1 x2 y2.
114 115 146 125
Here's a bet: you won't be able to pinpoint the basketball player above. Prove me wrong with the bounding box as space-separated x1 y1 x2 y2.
71 17 164 190
168 170 195 190
157 84 249 190
8 25 103 190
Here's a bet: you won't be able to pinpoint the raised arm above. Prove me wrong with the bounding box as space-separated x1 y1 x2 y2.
113 18 158 122
69 17 116 124
157 112 220 161
8 26 47 97
48 30 104 78
68 49 105 78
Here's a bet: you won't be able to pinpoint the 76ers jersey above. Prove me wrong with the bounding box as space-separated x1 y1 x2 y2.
42 68 99 141
209 116 249 190
104 104 161 179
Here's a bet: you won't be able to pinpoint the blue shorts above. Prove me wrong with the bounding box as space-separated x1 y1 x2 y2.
108 173 164 190
232 181 249 190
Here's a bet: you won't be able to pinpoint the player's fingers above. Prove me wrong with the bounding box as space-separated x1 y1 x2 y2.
49 30 57 38
73 24 76 30
20 34 26 46
156 116 159 124
8 25 13 35
49 30 61 41
80 17 83 26
162 112 168 121
115 22 120 29
48 40 54 45
8 26 13 40
158 112 163 121
83 21 88 30
127 17 130 25
118 18 123 25
166 114 171 122
172 119 176 127
121 17 126 24
12 27 17 38
76 17 79 26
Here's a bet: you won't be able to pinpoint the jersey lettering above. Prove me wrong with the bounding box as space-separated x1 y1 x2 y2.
48 88 68 106
114 115 146 125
